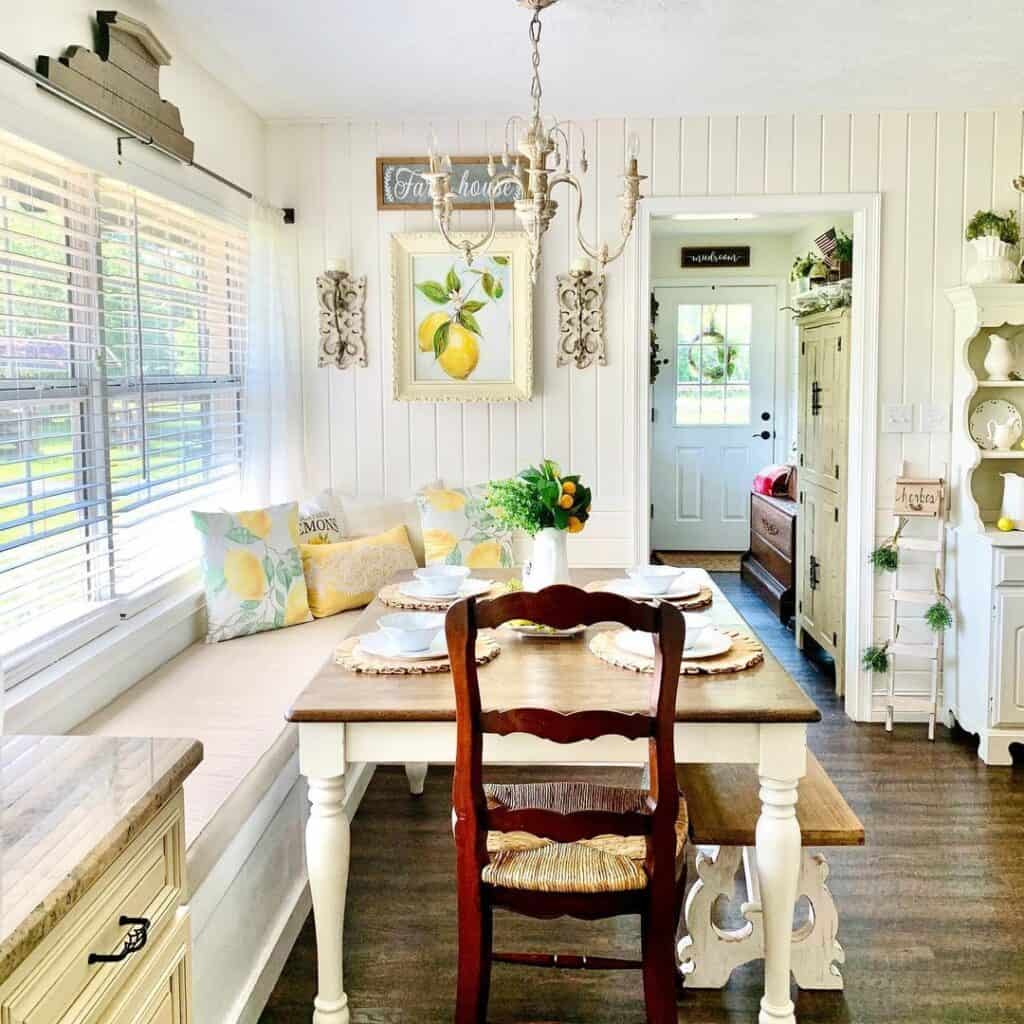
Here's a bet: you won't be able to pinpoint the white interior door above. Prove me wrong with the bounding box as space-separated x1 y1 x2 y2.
651 285 777 552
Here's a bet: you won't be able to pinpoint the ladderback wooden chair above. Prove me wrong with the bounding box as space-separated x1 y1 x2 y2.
445 584 688 1024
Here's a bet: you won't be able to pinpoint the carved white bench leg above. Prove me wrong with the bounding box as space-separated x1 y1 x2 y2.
679 845 845 992
404 762 428 796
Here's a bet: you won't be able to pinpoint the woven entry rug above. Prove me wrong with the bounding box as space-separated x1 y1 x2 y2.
335 634 501 675
654 551 742 572
589 628 763 675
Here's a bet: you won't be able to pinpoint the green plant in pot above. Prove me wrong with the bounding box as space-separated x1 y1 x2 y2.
834 230 853 278
791 252 816 290
966 209 1020 284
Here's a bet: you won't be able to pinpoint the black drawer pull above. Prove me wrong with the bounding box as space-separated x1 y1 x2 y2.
88 916 150 965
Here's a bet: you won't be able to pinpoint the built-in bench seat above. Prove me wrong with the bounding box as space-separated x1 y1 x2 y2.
72 609 364 1022
677 753 864 991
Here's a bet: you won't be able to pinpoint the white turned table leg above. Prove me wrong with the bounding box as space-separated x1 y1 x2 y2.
757 726 806 1024
301 723 351 1024
404 761 428 795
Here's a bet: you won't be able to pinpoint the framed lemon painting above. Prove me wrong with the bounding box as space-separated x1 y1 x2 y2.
391 232 533 401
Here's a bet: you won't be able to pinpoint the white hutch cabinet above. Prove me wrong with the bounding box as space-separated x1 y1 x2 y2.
949 285 1024 764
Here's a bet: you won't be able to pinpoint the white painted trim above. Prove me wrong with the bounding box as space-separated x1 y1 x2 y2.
636 193 882 722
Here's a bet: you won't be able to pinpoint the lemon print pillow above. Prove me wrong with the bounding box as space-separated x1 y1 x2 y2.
301 525 418 617
417 485 514 569
192 501 312 643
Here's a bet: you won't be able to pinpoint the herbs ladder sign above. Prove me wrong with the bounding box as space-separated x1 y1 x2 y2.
893 477 944 517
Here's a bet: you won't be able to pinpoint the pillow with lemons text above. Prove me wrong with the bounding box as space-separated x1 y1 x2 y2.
300 524 417 617
416 485 514 568
192 502 312 642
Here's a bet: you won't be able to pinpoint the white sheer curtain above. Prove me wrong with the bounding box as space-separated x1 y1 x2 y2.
243 202 309 506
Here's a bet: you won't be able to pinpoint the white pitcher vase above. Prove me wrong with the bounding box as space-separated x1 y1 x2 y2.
967 236 1019 284
983 333 1015 381
522 527 569 591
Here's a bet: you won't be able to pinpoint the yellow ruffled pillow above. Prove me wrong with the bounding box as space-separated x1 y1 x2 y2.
300 524 417 617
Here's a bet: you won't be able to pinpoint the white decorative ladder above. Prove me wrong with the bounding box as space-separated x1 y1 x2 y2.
884 468 948 740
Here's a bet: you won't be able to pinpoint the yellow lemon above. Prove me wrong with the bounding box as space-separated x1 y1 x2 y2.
567 516 584 534
562 481 576 495
438 324 479 380
237 509 272 539
418 312 451 352
224 548 266 600
466 540 503 568
284 579 310 625
558 493 573 509
426 488 466 512
424 528 458 563
997 516 1015 532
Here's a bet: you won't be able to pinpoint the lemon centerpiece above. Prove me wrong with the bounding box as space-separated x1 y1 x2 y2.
486 460 592 591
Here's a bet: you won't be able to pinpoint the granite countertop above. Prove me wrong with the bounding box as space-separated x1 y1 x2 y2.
0 734 203 984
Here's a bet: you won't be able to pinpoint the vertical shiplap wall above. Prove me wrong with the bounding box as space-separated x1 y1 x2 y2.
268 110 1024 703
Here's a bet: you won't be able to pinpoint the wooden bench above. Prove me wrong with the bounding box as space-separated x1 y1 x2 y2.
677 753 864 991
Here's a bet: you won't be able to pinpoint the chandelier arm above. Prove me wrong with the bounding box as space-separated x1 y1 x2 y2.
549 173 614 266
433 171 524 263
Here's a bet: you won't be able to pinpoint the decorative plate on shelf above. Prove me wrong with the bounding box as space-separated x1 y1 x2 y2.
969 399 1023 450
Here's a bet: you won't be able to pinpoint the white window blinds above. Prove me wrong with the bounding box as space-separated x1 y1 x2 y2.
0 134 248 659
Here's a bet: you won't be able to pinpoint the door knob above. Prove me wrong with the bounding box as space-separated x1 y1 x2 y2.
752 430 771 440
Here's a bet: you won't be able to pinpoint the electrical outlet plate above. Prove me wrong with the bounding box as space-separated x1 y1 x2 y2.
882 403 914 433
919 402 951 433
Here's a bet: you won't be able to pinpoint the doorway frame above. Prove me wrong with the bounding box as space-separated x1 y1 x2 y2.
634 193 882 722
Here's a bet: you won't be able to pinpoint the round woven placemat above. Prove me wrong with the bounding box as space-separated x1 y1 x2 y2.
583 579 713 611
377 580 502 611
335 634 501 675
589 628 763 676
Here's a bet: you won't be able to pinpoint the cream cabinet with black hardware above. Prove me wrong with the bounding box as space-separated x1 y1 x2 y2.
795 308 850 691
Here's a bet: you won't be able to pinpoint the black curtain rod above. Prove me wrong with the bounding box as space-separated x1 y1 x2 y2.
0 46 294 222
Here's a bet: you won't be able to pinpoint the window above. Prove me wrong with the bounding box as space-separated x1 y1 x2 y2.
0 135 247 672
675 303 752 426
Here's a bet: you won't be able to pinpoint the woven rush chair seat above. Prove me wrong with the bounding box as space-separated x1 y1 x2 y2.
482 781 689 894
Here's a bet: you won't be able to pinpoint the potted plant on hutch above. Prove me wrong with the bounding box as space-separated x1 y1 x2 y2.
486 460 592 590
965 209 1020 284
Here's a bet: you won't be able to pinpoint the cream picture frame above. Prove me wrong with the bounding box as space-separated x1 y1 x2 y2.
390 232 533 402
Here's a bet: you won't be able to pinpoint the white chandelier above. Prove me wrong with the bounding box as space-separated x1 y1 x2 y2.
421 0 646 283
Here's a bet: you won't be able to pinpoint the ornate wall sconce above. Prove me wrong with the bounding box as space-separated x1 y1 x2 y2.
316 260 367 369
556 259 606 369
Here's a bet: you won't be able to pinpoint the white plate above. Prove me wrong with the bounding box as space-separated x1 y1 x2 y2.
505 621 587 639
969 399 1023 450
602 574 702 601
398 578 494 601
356 630 448 661
613 627 733 661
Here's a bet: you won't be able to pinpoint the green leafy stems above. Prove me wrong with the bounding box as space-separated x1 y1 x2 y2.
485 459 592 536
791 252 817 281
861 641 891 674
966 209 1020 245
416 255 508 359
869 518 905 573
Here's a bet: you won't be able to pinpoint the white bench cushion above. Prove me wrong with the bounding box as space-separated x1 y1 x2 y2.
73 610 362 888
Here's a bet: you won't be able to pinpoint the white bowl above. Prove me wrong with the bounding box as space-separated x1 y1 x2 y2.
683 612 712 651
378 611 446 652
626 563 684 595
413 565 471 596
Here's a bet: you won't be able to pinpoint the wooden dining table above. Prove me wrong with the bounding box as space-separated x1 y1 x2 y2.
287 568 821 1024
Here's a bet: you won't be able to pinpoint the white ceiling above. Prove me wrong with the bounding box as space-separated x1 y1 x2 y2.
651 213 829 237
157 0 1024 121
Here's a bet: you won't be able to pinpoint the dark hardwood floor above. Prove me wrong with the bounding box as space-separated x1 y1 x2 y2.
261 573 1024 1023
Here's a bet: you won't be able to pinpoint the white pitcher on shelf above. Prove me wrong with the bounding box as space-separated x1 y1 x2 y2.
1001 472 1024 524
983 333 1016 381
988 417 1019 451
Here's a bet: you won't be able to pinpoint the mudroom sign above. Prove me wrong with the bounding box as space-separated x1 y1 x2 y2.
681 246 751 269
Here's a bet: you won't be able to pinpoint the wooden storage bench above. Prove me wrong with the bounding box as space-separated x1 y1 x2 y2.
677 753 864 990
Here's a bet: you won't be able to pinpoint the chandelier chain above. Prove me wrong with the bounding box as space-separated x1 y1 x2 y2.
529 11 543 120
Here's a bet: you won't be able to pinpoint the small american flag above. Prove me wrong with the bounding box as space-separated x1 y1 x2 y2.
815 227 838 266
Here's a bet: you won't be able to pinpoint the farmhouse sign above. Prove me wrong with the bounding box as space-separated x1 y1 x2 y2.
376 157 518 211
681 246 751 269
893 477 945 517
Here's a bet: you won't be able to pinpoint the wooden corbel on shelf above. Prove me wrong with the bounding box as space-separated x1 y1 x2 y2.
316 263 367 369
556 262 606 369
